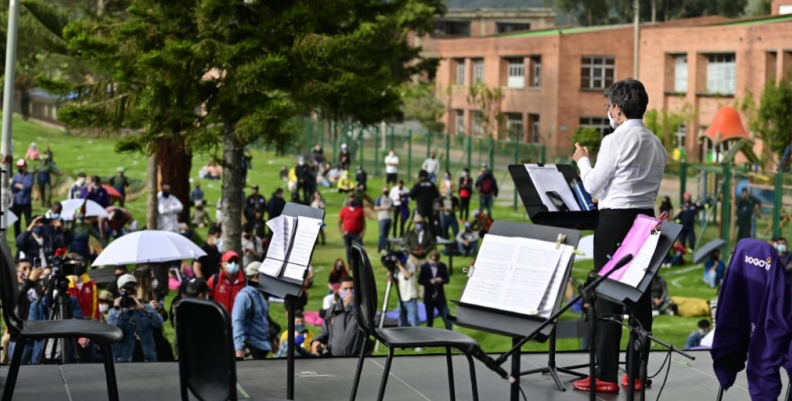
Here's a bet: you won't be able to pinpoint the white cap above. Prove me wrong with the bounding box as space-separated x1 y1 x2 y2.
117 273 137 289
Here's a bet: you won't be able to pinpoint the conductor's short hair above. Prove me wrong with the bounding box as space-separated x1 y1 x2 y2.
604 78 649 120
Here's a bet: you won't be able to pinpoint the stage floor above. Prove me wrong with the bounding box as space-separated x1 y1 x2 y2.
0 351 758 400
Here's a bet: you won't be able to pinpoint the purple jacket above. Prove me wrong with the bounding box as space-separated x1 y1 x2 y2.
711 238 792 401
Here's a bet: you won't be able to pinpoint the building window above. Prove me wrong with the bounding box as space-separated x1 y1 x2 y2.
506 58 525 88
674 55 688 93
530 56 541 87
473 59 484 84
675 124 686 148
473 111 484 136
506 113 523 140
496 22 531 34
455 59 466 85
455 110 465 135
581 57 615 90
706 53 736 95
433 20 471 37
579 117 611 136
529 114 541 143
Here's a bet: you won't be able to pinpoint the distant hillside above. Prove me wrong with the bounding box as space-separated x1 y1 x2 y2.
444 0 572 24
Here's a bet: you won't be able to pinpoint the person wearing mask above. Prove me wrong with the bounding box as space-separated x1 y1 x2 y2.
384 149 400 185
11 159 34 238
109 167 131 207
418 251 451 330
156 183 183 233
389 180 410 238
108 274 164 362
339 194 366 264
338 143 351 171
68 172 87 200
29 279 85 364
456 222 480 256
16 215 73 268
355 166 368 191
571 79 667 393
409 170 440 236
773 238 792 282
404 214 435 274
475 164 498 219
311 276 365 356
458 168 473 222
244 184 266 223
276 312 315 358
684 319 711 350
421 152 440 183
97 290 114 322
736 188 762 241
208 251 247 313
65 254 100 321
337 170 355 193
310 192 327 245
393 253 419 329
232 262 272 360
7 259 44 364
321 284 339 320
107 266 128 297
374 186 394 254
190 182 204 204
241 223 264 268
268 188 286 220
658 195 674 221
32 156 63 208
435 189 460 245
191 200 212 228
69 214 104 263
103 206 134 239
327 258 349 294
439 171 455 198
703 249 726 288
675 193 703 251
80 176 111 208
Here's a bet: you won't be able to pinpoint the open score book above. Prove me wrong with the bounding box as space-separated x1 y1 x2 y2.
460 234 574 318
258 215 323 281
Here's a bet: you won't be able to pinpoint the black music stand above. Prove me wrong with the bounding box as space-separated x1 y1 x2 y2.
256 202 325 400
509 164 599 230
450 221 581 401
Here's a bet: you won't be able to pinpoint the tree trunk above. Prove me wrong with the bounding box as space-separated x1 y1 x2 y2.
157 136 192 224
221 121 244 255
146 154 158 229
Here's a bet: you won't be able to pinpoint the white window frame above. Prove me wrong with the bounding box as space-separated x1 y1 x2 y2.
706 53 736 95
581 57 615 90
675 124 686 148
455 59 466 86
473 59 484 84
579 117 611 136
455 110 465 135
531 57 542 87
506 113 523 139
674 55 688 93
507 58 525 88
530 114 541 143
473 111 484 136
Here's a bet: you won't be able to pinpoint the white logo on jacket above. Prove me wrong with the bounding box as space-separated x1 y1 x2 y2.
744 255 772 271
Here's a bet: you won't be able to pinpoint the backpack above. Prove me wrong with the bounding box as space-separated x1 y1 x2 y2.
480 176 495 194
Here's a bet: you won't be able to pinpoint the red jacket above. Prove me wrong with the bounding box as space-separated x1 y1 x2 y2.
208 269 247 313
67 274 99 320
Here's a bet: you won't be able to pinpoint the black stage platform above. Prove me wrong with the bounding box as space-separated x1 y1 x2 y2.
0 351 758 400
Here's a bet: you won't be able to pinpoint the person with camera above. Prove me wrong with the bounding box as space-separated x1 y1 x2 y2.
390 251 420 329
311 276 365 357
16 215 73 267
79 176 111 208
418 250 452 330
29 276 85 364
232 262 272 360
404 214 435 272
6 258 44 364
108 274 164 362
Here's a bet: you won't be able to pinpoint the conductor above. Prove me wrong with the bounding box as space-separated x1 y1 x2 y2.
571 79 667 394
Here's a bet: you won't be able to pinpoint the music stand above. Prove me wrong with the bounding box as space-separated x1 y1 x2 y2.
256 202 325 400
450 221 580 401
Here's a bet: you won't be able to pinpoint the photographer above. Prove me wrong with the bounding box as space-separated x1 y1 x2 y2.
404 214 435 270
7 258 44 364
311 277 365 357
16 215 73 266
386 251 419 328
28 277 85 364
108 274 164 362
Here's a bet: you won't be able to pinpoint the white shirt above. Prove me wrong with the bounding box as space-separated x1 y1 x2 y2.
385 154 399 174
577 120 667 210
389 186 403 206
422 158 440 175
396 261 418 301
157 192 184 232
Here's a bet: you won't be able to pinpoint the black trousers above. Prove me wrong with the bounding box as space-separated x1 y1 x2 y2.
460 197 470 221
11 203 31 239
594 208 654 383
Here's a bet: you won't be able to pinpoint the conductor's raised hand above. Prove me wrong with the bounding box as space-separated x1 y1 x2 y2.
573 142 589 162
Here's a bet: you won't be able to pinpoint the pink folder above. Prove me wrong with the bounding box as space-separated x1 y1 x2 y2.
598 214 659 281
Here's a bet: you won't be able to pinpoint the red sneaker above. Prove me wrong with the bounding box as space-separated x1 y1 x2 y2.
621 374 643 391
572 377 619 393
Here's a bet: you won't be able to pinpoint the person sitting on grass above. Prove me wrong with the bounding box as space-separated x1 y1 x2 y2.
276 312 315 358
662 240 687 267
191 200 212 228
337 170 355 193
650 274 674 316
703 249 726 288
456 222 480 256
684 319 711 350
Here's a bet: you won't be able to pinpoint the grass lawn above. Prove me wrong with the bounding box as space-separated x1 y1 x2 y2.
4 116 734 356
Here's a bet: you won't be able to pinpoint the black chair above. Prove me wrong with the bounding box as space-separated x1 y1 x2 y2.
348 244 480 401
0 239 122 401
175 298 287 401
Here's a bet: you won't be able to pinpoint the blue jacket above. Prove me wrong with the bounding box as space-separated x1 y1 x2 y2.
711 239 792 401
232 285 271 352
108 304 164 362
11 172 34 205
29 295 83 363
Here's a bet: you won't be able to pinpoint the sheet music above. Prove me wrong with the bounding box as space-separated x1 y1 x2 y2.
619 232 660 288
460 235 566 316
259 214 323 279
524 164 581 212
539 245 574 318
265 215 296 262
259 257 285 277
289 216 322 266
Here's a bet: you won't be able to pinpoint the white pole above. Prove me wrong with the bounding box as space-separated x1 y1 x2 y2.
1 0 21 235
634 0 640 79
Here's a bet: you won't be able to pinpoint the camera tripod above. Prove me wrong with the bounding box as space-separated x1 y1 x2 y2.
41 274 82 364
374 270 408 352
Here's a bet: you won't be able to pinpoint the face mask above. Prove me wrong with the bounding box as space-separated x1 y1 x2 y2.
779 244 788 253
225 262 240 275
382 191 388 195
99 304 110 313
347 201 355 207
17 168 24 174
444 175 450 180
151 279 159 290
698 329 708 336
298 161 304 166
295 324 306 333
32 227 43 235
607 107 618 129
415 223 422 231
50 213 60 219
76 178 85 185
162 191 170 198
340 289 355 299
461 172 468 177
243 234 251 240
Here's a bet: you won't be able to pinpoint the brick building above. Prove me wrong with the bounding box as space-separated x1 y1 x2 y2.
429 11 792 162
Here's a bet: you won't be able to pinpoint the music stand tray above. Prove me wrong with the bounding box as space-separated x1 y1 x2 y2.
450 221 581 401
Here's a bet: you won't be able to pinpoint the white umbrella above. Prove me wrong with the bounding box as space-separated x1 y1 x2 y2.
92 230 207 267
5 210 18 228
59 199 110 221
577 235 594 261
